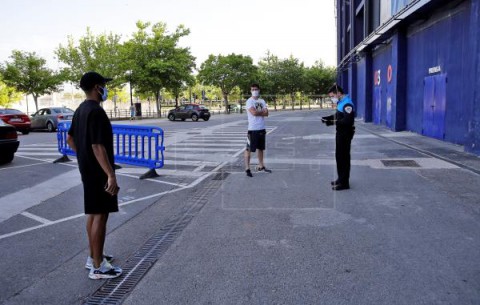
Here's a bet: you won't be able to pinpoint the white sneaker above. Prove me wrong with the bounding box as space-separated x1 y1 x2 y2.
85 254 114 269
88 259 122 280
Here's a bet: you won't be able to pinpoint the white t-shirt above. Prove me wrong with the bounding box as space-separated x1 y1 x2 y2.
246 97 267 130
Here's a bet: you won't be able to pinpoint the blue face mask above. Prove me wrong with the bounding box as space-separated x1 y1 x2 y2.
98 87 108 101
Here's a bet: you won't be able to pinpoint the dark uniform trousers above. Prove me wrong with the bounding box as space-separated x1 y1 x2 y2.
336 131 354 185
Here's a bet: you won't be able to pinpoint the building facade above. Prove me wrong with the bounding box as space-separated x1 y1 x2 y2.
336 0 480 155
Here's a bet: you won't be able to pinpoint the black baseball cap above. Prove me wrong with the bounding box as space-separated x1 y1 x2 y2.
80 71 113 91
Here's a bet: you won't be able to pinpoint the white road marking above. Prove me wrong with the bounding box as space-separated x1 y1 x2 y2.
21 212 52 224
169 147 240 152
193 165 207 172
171 143 245 147
117 168 205 178
17 147 59 151
0 162 49 171
0 122 279 239
108 172 189 187
15 152 61 156
163 160 219 166
0 169 81 223
21 143 58 147
0 172 213 240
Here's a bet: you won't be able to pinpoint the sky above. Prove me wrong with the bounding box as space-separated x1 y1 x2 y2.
0 0 337 70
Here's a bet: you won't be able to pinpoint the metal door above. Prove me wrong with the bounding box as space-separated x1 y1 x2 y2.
373 87 382 124
422 74 446 140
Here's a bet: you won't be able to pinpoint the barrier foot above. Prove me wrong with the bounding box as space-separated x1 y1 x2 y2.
53 155 71 163
114 164 122 170
140 169 159 180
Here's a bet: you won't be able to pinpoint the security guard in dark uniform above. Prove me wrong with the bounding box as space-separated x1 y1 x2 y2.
321 84 355 191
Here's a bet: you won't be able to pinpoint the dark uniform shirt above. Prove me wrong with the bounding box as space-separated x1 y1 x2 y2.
323 95 355 135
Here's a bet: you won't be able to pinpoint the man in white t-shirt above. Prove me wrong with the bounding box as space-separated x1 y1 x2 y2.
244 83 272 177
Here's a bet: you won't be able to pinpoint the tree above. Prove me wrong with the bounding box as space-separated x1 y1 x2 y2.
0 79 22 107
305 60 336 96
0 51 63 111
56 28 124 90
258 51 282 110
277 56 306 110
123 21 195 116
198 53 257 112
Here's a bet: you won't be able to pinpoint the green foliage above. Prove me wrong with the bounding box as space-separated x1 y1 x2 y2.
122 22 195 113
277 55 306 100
305 60 336 95
257 51 283 105
56 28 124 89
197 53 257 110
0 80 22 107
0 50 63 111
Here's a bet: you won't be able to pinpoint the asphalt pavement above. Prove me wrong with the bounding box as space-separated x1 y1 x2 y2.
0 109 479 305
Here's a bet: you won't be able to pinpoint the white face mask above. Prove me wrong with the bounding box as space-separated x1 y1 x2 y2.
331 97 338 103
251 90 260 97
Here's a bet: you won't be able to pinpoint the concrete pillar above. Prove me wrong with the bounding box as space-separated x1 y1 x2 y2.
466 0 480 154
348 63 357 110
391 29 407 131
364 51 373 122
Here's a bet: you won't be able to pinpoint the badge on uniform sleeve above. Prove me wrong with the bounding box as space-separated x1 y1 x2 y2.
345 106 353 114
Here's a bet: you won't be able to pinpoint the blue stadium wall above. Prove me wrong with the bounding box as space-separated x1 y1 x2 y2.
338 0 480 155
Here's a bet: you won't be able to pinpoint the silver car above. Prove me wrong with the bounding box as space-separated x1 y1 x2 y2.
30 107 74 132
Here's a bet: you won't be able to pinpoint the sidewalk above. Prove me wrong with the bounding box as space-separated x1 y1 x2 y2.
117 121 480 304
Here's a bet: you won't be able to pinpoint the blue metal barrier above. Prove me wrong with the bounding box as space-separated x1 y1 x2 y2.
55 121 165 179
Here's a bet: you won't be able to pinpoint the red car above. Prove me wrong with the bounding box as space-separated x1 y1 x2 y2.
0 108 31 134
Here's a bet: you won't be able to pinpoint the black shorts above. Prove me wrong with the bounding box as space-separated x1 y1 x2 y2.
82 173 119 214
246 129 266 152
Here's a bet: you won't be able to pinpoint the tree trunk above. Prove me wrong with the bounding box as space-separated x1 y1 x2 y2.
33 94 39 112
223 93 229 113
300 97 303 110
291 93 295 111
155 91 161 117
175 94 179 108
282 99 286 110
273 96 277 111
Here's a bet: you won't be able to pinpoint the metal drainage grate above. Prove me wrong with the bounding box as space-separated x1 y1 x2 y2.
381 160 420 167
84 178 222 305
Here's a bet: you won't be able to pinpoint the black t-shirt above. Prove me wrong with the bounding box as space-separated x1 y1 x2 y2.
68 100 115 179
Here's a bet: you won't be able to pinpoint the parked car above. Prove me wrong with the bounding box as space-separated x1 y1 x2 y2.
0 120 19 164
168 104 210 121
30 107 74 132
0 108 31 134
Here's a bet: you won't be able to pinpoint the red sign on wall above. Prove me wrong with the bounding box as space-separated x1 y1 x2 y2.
387 65 393 83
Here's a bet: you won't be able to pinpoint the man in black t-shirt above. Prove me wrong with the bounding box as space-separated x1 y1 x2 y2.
67 71 122 280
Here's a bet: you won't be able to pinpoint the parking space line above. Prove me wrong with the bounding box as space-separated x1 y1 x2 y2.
15 152 62 156
0 169 81 223
193 165 206 172
118 173 189 186
0 172 213 240
14 155 52 162
0 162 49 171
21 212 52 224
